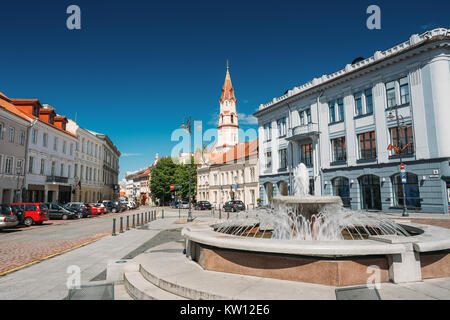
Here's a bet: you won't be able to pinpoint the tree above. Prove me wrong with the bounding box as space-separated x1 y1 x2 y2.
174 156 197 201
150 157 177 205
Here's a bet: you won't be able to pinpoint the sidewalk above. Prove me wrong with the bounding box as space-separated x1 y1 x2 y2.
0 215 213 300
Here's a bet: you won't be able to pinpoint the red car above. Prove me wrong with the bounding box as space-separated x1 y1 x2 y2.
91 204 105 215
9 203 49 227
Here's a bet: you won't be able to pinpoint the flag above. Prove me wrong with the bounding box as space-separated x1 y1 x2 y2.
78 180 81 190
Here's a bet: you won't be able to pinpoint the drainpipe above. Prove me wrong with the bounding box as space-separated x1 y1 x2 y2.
23 118 38 202
316 91 324 196
287 103 294 196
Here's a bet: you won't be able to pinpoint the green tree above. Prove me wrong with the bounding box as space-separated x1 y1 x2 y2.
150 157 177 205
174 157 197 201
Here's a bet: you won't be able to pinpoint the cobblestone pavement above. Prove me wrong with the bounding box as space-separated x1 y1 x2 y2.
0 206 155 275
0 231 109 274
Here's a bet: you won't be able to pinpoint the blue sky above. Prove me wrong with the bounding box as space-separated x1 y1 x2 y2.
0 0 448 180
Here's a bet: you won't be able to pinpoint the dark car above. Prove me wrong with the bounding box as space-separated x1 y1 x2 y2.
223 200 246 212
195 201 212 210
103 200 124 213
45 203 81 220
64 202 92 218
0 204 19 230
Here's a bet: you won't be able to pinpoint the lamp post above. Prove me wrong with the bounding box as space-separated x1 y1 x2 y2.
181 117 194 222
388 108 408 217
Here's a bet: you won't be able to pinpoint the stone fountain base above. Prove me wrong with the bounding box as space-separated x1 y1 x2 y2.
182 222 450 286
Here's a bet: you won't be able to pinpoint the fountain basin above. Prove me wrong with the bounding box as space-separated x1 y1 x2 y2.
182 222 450 287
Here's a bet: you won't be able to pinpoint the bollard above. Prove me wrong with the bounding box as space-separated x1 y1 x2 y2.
120 217 124 233
137 213 140 226
141 212 144 224
112 218 117 236
126 215 130 230
162 209 164 219
145 212 147 223
219 208 222 220
132 214 135 228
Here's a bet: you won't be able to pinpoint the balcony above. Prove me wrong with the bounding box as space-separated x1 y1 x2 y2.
46 176 68 184
287 123 319 141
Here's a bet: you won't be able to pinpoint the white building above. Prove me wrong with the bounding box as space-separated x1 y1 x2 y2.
9 100 77 203
254 28 450 213
67 119 104 203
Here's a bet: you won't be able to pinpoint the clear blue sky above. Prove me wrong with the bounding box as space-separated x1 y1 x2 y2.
0 0 448 180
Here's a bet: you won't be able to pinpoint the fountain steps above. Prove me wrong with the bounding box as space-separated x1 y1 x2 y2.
124 271 187 300
123 240 337 300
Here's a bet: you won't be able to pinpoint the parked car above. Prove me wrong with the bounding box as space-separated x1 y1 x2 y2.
223 200 246 212
102 200 123 213
195 201 212 210
64 202 92 218
179 201 190 209
92 203 106 214
0 204 19 230
45 203 81 220
9 203 49 227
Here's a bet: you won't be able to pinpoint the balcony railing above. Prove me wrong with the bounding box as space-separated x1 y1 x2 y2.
287 123 319 140
46 176 68 183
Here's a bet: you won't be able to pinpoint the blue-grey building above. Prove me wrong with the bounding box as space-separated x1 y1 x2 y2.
254 28 450 214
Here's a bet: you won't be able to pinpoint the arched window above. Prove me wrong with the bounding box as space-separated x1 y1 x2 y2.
332 177 350 207
391 173 421 208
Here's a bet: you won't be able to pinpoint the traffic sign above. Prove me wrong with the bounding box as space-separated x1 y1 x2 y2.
400 163 405 170
170 184 174 190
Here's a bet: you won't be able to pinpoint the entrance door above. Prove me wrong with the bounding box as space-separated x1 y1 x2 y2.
359 175 381 210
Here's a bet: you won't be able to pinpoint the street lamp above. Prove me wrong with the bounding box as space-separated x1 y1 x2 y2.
181 116 194 222
387 108 409 217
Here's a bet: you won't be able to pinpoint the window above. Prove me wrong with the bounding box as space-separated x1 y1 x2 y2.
40 159 45 175
264 123 272 141
329 102 336 123
70 143 73 155
63 141 67 154
53 137 58 151
82 138 85 153
8 127 15 142
306 108 311 124
358 131 377 160
51 161 56 176
28 156 34 173
0 155 2 173
354 92 363 116
299 110 305 125
386 80 396 108
399 77 410 104
392 173 420 208
332 177 351 207
301 143 313 167
80 165 84 179
68 165 72 178
365 89 373 114
43 133 48 147
277 118 286 137
265 151 272 169
5 157 13 174
20 131 25 145
76 141 79 151
16 159 23 174
0 122 3 140
389 126 414 155
337 99 344 121
331 137 347 162
279 149 287 170
32 129 37 144
74 164 78 178
60 163 64 177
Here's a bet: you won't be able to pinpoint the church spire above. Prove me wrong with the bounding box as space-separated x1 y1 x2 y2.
220 60 236 103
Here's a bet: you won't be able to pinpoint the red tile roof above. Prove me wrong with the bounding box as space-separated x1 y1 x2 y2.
0 91 32 122
209 139 258 165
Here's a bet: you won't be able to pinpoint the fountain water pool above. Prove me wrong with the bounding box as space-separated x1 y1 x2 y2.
182 163 450 286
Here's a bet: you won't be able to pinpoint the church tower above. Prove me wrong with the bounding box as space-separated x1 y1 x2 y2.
216 61 239 152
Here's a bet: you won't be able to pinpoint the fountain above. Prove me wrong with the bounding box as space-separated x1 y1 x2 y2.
182 162 450 286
